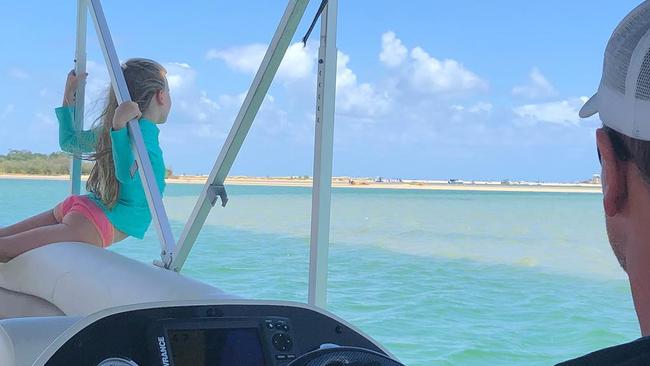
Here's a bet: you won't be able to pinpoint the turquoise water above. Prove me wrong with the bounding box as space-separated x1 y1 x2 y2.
0 179 639 365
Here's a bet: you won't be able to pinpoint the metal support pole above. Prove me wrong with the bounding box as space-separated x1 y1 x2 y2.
170 0 310 272
88 0 176 268
308 0 337 308
70 0 87 195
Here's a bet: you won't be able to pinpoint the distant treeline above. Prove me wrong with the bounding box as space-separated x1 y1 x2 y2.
0 150 93 175
0 150 174 177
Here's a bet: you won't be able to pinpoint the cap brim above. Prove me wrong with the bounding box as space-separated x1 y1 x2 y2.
579 93 599 118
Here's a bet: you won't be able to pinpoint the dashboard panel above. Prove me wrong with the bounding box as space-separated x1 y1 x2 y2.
40 302 402 366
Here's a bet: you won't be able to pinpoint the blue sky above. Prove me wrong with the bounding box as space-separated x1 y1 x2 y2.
0 0 642 182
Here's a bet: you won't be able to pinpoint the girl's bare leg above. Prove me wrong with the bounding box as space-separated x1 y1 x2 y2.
0 212 102 262
0 209 59 237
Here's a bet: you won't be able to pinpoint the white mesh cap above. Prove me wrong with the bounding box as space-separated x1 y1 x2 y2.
580 1 650 140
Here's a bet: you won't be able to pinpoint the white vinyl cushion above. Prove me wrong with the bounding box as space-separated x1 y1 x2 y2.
0 242 235 316
0 288 63 319
0 316 80 366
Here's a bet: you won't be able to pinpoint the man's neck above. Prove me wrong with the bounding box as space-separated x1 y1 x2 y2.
626 214 650 336
629 268 650 336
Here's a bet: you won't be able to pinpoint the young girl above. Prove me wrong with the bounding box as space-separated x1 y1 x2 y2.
0 58 171 262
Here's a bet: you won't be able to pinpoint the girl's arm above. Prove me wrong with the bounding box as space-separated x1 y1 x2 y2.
110 102 166 195
110 102 142 184
57 70 99 154
57 107 100 154
62 69 84 107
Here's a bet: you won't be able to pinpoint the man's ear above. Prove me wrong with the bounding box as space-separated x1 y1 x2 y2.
597 128 627 217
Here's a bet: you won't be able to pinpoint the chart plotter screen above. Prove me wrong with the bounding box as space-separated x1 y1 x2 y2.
168 327 266 366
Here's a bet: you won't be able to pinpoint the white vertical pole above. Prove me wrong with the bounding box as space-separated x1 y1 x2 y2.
88 0 175 268
308 0 338 308
71 0 87 195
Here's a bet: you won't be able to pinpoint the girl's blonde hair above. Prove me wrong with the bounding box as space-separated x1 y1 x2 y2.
86 58 167 208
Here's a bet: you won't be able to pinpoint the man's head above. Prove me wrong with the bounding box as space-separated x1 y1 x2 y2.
581 1 650 272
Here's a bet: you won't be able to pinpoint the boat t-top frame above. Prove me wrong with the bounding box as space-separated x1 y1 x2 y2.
69 0 337 309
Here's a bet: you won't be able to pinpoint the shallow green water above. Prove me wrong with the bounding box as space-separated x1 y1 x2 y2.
0 179 638 365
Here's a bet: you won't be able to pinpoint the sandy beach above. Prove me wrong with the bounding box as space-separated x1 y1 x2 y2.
0 174 602 193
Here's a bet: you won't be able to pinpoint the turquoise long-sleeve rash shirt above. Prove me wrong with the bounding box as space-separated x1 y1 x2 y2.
56 106 166 239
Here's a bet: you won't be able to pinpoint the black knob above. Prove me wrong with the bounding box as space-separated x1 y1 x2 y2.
272 333 293 352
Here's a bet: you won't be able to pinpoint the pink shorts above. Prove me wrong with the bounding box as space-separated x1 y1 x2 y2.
53 195 114 247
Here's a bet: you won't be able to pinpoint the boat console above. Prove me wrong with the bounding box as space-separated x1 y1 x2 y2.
0 244 404 365
0 300 403 366
0 240 407 366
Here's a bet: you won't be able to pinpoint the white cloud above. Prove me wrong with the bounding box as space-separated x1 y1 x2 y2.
279 43 315 81
192 91 222 122
181 32 594 169
468 102 493 114
207 42 389 119
0 104 14 120
198 33 499 149
199 91 220 111
206 33 485 123
379 33 488 96
207 44 267 74
165 62 197 92
449 102 493 114
408 47 488 95
217 92 247 109
206 42 316 82
161 62 289 141
336 51 390 118
8 68 29 80
380 31 407 67
191 123 228 139
186 92 283 139
512 67 558 99
163 62 224 126
513 97 589 126
85 60 110 102
206 33 490 122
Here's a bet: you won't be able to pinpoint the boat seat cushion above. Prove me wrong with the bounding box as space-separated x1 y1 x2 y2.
0 242 234 316
0 316 80 366
0 287 63 319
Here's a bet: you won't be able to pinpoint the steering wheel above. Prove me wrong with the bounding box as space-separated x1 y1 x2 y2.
287 346 405 366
